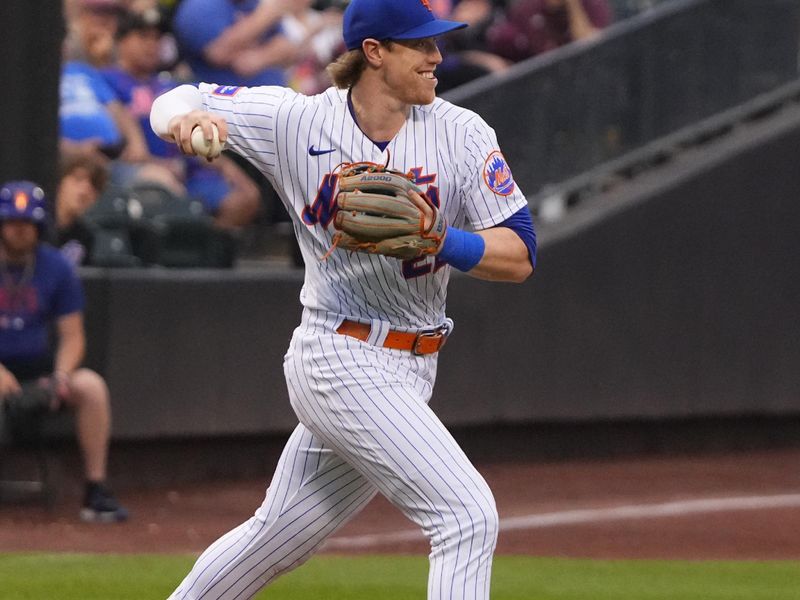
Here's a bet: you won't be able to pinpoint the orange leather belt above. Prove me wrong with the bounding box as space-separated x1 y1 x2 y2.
336 319 449 355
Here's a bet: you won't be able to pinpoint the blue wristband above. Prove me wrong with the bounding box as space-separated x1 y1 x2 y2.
438 227 485 272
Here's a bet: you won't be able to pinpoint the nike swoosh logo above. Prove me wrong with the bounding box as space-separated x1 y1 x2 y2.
309 145 336 156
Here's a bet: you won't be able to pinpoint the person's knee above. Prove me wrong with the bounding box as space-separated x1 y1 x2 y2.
470 494 499 552
440 492 499 555
67 369 110 408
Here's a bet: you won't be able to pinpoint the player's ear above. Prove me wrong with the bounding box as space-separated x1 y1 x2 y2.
362 38 385 67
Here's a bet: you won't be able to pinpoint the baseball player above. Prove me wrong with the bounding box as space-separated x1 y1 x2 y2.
150 0 536 598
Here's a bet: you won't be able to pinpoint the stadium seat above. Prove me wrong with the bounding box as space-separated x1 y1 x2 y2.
127 181 206 221
81 186 135 229
81 186 153 267
127 182 237 268
82 183 237 268
88 228 142 268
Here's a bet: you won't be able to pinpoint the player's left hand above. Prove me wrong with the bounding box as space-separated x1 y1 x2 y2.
407 189 438 233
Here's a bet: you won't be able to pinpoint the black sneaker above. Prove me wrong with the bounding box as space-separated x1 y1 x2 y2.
80 483 129 523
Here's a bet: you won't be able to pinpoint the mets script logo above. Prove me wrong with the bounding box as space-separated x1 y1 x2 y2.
483 150 515 196
419 0 433 11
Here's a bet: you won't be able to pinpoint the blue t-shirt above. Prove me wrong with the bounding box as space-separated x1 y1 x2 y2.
0 245 85 364
102 68 177 158
60 61 123 146
173 0 287 87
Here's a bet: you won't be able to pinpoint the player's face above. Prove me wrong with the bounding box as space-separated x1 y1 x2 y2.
382 37 443 106
0 221 38 258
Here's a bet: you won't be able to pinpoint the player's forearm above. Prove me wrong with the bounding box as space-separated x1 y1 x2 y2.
435 210 534 282
437 225 532 282
466 227 532 282
470 227 533 282
150 85 204 140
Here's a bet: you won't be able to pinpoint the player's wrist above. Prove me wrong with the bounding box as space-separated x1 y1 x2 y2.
150 85 202 138
437 227 485 272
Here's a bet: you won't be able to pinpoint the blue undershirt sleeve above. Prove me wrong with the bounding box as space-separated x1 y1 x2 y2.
497 207 537 269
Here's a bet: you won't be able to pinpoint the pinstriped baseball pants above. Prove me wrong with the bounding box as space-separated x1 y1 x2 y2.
168 314 498 600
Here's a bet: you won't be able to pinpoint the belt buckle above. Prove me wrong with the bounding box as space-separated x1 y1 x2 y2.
412 325 449 356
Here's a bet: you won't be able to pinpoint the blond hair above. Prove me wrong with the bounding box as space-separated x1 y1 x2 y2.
326 49 367 89
326 41 394 89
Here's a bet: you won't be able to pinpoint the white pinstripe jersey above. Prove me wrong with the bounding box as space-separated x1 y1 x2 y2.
200 84 528 328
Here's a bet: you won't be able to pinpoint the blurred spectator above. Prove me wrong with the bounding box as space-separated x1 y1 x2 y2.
487 0 613 63
172 0 296 87
0 181 128 523
64 0 125 68
103 9 262 228
60 31 152 167
282 0 344 94
434 0 514 92
444 0 503 52
119 0 184 72
59 59 151 166
55 151 109 266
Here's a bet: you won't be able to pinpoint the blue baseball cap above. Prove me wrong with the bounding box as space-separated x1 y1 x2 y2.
343 0 468 51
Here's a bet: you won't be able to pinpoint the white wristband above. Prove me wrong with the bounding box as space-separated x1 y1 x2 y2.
150 84 203 138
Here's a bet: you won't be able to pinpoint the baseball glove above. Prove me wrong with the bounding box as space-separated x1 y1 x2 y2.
328 162 447 260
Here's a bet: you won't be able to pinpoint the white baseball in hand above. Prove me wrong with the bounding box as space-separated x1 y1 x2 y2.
190 124 225 160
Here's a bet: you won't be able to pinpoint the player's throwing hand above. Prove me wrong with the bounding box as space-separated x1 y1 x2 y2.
167 110 228 158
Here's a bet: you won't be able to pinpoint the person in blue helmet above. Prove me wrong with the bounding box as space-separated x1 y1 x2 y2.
0 181 128 523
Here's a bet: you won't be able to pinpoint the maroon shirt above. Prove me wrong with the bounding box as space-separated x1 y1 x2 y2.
487 0 613 62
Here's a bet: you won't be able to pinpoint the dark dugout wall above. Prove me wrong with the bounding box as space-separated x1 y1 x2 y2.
438 117 800 424
0 2 63 198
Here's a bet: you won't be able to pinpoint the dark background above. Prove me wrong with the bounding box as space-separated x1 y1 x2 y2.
2 0 798 452
0 1 63 201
